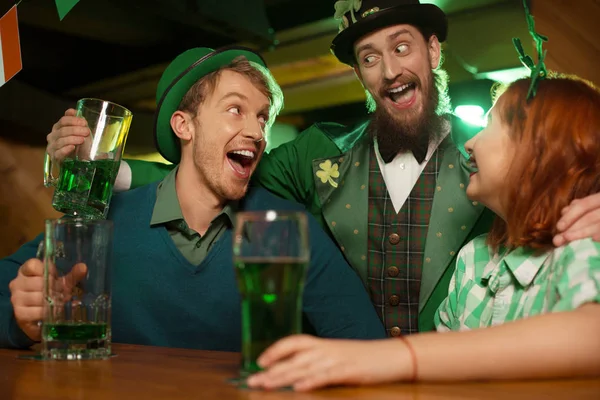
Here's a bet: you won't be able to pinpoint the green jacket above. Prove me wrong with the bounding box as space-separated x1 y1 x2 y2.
126 118 496 331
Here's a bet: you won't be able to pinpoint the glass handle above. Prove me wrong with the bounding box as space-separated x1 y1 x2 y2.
44 151 57 187
36 240 45 260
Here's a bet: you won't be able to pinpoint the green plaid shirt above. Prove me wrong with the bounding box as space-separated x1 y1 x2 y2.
435 235 600 331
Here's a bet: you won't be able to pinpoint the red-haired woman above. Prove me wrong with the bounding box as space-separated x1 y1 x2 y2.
246 75 600 391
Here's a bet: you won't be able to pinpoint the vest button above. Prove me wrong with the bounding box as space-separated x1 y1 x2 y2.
388 233 400 245
389 295 400 306
387 266 399 277
390 326 401 337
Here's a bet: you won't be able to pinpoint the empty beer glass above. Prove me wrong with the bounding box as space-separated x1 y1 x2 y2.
41 218 113 360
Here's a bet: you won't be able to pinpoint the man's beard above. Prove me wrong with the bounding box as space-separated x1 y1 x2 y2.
367 70 446 163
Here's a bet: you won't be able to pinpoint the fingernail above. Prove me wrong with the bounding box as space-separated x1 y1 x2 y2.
554 235 564 245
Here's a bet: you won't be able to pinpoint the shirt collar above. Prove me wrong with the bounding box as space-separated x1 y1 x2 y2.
503 247 551 287
150 165 238 230
151 166 184 226
482 246 551 288
221 202 238 229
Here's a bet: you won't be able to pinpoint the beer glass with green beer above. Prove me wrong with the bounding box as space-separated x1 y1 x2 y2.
42 218 113 360
44 98 132 220
233 211 310 379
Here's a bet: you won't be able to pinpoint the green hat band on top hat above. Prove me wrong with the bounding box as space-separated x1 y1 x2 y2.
330 0 448 65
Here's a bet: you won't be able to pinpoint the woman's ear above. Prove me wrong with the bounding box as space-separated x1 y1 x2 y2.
171 111 193 141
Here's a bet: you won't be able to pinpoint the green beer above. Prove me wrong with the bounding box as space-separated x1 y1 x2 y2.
235 258 308 376
45 322 108 341
53 158 120 219
43 322 110 359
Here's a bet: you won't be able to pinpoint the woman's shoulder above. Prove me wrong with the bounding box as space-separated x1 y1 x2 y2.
552 237 600 266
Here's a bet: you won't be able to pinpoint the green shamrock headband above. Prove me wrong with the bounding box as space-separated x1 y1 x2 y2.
334 0 362 22
512 0 548 100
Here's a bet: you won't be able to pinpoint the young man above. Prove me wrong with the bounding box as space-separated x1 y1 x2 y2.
45 1 600 335
0 47 386 350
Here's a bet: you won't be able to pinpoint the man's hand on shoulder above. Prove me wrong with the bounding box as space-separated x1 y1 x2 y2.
554 193 600 246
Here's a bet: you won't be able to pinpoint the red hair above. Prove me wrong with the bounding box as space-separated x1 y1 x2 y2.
487 74 600 251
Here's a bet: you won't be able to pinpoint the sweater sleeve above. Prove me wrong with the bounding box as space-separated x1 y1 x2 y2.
302 214 386 340
0 234 43 349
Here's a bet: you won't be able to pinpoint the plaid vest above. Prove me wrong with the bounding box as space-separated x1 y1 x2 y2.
367 144 442 336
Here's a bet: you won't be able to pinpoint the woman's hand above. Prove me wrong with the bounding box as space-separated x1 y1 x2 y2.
246 335 412 391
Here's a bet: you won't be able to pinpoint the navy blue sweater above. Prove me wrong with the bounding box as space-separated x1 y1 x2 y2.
0 183 385 350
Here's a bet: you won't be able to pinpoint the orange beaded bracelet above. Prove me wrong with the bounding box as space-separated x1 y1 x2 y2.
397 335 418 382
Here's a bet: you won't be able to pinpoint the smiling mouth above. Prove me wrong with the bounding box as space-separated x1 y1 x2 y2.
469 157 479 176
386 82 417 106
226 150 256 178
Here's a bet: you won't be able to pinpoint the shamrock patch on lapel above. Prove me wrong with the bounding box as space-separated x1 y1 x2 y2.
316 160 340 188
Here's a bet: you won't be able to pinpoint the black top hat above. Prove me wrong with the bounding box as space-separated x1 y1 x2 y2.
330 0 448 65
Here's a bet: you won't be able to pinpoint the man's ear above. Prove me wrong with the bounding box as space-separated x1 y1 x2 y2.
353 65 366 89
353 65 361 79
428 35 441 69
170 111 193 141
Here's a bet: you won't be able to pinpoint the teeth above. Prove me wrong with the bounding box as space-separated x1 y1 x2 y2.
231 150 255 159
388 83 411 94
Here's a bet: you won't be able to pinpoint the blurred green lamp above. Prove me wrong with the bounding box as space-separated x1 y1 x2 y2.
454 105 486 128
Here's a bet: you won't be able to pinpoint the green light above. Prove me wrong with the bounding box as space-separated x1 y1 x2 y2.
454 105 486 127
262 293 277 304
475 66 529 84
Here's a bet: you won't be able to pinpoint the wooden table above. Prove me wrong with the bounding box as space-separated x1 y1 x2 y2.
1 344 598 399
